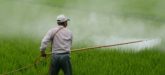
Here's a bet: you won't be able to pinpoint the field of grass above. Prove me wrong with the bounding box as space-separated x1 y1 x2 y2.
0 37 165 75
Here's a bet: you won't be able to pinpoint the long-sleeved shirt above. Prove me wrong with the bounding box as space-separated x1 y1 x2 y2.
40 25 73 54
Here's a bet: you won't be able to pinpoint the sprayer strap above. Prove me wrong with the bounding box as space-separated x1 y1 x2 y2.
52 27 64 40
50 26 64 50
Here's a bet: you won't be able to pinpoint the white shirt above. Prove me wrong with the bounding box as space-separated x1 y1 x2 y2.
40 25 73 54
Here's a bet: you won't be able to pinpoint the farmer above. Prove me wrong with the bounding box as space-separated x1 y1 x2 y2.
40 15 73 75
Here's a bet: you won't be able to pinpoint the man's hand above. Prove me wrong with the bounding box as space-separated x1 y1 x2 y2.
41 51 46 57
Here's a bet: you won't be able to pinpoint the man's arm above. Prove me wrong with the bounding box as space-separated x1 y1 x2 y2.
40 29 53 57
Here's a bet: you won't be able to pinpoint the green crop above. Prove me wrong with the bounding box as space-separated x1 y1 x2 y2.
0 37 164 75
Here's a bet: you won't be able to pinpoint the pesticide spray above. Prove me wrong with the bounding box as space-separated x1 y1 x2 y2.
0 0 164 50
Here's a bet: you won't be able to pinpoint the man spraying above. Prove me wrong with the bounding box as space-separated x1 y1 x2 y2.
40 15 73 75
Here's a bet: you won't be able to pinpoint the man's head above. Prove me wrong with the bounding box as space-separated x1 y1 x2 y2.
57 15 70 27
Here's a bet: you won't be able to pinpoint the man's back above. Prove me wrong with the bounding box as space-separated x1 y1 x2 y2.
52 26 72 53
40 25 73 54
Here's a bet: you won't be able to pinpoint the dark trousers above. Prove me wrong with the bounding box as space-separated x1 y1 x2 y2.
50 53 72 75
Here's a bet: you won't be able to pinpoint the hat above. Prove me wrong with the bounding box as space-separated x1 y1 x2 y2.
57 15 70 22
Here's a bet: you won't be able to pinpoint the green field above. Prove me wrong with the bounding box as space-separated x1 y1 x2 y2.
0 0 165 75
0 37 165 75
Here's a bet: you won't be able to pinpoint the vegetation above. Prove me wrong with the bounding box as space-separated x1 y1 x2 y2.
0 37 164 75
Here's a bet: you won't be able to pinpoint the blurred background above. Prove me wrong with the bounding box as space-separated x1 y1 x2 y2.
0 0 165 50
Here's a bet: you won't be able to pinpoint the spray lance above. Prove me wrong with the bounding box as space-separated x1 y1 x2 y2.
34 40 144 66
